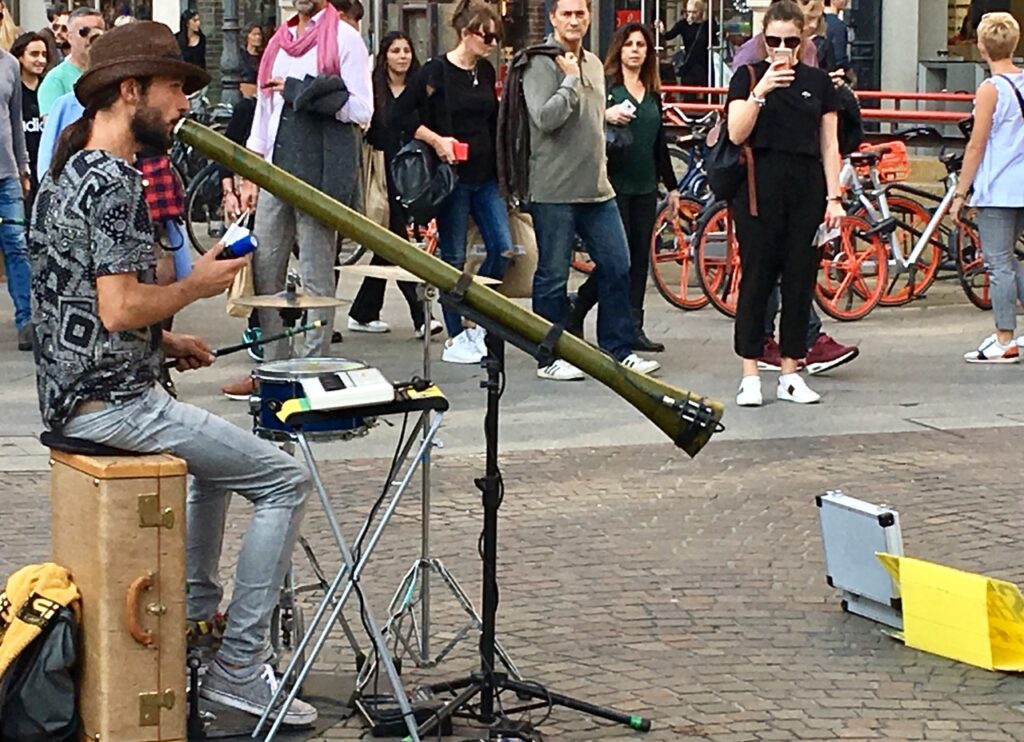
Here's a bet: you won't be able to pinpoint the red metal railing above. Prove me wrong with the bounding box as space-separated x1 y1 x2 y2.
661 85 975 126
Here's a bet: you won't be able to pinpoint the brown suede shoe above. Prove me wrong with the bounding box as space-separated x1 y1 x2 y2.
221 376 256 400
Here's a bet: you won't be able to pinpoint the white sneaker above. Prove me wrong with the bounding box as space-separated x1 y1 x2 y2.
348 317 390 334
465 324 489 356
777 373 821 404
964 334 1019 364
537 359 585 381
736 376 763 407
620 353 660 375
441 331 484 364
415 319 443 339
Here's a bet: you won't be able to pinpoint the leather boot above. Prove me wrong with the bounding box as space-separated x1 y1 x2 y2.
632 309 665 352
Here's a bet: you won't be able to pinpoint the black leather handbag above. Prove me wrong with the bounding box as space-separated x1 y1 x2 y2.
705 64 759 213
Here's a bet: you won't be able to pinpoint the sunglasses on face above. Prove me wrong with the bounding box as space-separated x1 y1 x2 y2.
764 35 801 49
472 30 499 45
53 23 68 32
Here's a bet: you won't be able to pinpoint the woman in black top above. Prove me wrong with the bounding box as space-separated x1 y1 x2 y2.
347 31 437 337
11 33 46 212
391 0 512 365
176 9 207 71
727 0 844 408
238 24 263 97
662 0 717 90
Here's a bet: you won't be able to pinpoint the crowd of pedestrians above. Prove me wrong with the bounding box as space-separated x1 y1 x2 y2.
1 0 1022 402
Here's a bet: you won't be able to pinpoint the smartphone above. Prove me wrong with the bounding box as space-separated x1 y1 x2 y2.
770 48 793 68
452 141 470 162
620 99 637 116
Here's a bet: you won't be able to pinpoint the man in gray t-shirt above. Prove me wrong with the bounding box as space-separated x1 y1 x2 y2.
0 48 32 350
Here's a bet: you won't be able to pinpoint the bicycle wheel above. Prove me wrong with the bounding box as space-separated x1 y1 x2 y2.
956 223 991 310
183 162 224 255
571 233 594 274
694 202 741 318
856 195 942 306
649 197 707 310
815 215 889 321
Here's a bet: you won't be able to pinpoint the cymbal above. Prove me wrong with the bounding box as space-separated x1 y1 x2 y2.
231 291 347 310
339 263 501 286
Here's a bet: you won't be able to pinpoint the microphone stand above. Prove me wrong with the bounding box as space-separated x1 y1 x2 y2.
411 293 653 740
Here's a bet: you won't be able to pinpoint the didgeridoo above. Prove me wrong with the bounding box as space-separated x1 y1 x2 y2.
175 120 724 456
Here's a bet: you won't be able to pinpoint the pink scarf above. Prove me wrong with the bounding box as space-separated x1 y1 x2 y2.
258 4 342 95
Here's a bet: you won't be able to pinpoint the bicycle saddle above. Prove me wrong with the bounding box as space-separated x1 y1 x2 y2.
848 148 890 167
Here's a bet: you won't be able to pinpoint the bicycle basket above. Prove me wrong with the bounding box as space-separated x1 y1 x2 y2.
856 141 911 183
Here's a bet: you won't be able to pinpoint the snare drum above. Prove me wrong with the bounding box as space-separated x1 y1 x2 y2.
251 357 374 441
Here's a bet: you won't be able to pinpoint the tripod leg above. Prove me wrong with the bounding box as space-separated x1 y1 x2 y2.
501 677 652 732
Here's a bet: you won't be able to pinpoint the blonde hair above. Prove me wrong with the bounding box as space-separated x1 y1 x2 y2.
977 12 1020 61
0 4 18 52
687 0 706 13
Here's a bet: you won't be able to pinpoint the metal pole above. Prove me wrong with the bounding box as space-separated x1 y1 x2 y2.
373 0 384 56
220 0 243 106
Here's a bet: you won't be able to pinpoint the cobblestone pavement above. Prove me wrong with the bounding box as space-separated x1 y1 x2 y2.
4 427 1024 741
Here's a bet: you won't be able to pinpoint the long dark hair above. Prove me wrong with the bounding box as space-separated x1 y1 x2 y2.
51 78 150 178
10 32 47 66
177 9 203 41
373 31 420 114
605 22 661 93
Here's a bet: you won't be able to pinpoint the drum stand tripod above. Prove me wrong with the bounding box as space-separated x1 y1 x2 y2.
355 281 519 694
412 296 653 739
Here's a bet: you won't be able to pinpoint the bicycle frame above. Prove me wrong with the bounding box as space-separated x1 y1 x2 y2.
841 160 958 275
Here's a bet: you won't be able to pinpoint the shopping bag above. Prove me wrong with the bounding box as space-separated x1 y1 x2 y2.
464 209 537 299
361 142 390 228
226 262 254 318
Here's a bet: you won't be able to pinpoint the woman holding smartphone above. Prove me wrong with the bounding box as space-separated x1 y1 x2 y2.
568 22 679 352
391 0 512 365
728 0 844 407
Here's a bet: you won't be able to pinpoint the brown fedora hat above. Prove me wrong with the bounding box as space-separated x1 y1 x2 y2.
75 21 211 107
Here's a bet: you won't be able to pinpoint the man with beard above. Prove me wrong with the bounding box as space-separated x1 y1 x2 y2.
224 0 371 397
28 22 318 726
38 6 104 117
47 7 70 65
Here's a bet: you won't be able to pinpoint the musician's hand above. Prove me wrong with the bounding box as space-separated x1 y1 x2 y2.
163 332 215 371
186 241 248 299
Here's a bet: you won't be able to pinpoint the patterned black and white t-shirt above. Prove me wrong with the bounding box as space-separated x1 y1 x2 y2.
29 149 161 430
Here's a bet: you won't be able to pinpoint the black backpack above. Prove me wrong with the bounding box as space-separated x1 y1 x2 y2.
705 64 759 211
0 605 80 742
496 43 564 204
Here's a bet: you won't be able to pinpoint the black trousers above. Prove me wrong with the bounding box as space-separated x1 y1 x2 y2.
348 201 425 328
733 150 825 360
576 191 658 317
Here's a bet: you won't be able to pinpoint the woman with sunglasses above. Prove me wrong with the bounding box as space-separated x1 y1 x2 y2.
728 0 844 407
391 0 512 365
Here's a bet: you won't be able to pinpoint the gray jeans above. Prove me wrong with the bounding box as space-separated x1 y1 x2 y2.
976 207 1024 333
253 189 338 360
62 385 310 666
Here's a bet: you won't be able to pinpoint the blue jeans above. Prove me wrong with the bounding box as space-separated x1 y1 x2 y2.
530 199 634 361
0 177 31 330
63 386 311 667
435 178 511 337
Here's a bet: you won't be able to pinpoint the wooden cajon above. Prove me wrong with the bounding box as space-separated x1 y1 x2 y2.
49 449 187 742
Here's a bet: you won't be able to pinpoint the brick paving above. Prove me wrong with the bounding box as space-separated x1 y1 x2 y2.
5 426 1024 741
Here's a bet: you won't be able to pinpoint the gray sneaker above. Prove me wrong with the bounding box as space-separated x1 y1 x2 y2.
200 659 318 726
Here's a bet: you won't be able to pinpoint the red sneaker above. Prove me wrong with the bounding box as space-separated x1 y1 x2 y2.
805 334 859 375
756 337 783 371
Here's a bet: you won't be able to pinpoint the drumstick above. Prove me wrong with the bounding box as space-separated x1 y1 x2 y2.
163 320 324 369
